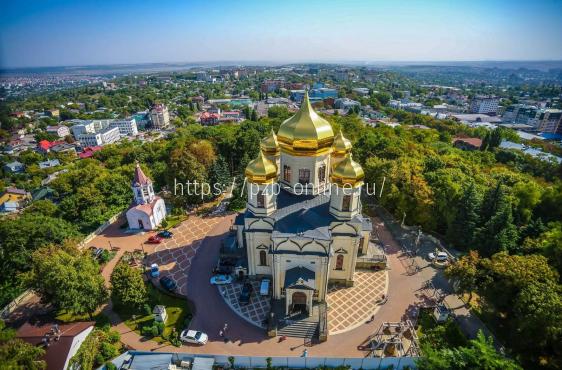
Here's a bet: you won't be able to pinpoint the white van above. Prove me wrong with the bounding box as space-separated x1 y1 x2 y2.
260 278 270 296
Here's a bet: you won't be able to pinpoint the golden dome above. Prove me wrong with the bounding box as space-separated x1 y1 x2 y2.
332 130 352 156
260 129 279 155
245 151 278 184
277 91 334 155
331 154 364 187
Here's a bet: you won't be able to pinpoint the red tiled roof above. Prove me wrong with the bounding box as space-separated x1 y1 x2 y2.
78 146 102 159
17 321 94 370
130 196 161 216
453 137 483 147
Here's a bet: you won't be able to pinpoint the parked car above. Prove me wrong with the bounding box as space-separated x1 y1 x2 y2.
260 278 270 296
157 230 173 238
147 235 163 244
210 274 233 285
428 251 448 262
150 263 160 278
159 276 177 291
180 329 208 345
239 282 253 305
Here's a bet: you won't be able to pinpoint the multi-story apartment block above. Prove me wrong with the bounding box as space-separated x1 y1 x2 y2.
110 118 138 136
149 104 170 129
469 96 500 115
538 109 562 134
76 126 120 147
502 105 540 127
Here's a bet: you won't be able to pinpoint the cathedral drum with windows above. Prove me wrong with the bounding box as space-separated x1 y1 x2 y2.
233 92 372 322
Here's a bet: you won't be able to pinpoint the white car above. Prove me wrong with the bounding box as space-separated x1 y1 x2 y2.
428 251 448 262
180 330 208 345
210 274 233 285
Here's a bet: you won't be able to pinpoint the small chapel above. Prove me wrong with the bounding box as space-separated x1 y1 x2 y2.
126 162 167 230
234 92 374 321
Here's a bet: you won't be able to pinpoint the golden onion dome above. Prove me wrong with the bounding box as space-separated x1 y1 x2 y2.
277 91 334 155
245 151 278 184
331 154 364 187
332 130 352 156
260 129 279 155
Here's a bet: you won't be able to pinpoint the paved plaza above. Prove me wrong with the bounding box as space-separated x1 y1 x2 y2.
327 270 388 334
218 280 270 328
146 216 223 296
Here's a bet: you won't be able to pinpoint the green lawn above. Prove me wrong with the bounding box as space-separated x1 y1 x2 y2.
161 214 188 229
116 283 190 343
55 311 111 328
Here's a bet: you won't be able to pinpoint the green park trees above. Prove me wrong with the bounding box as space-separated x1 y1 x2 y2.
0 320 46 370
417 331 522 370
25 243 108 318
110 262 147 310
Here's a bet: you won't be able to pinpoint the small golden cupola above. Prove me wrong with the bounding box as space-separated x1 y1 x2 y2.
277 91 335 155
260 129 280 155
245 151 278 184
330 153 364 188
331 129 352 167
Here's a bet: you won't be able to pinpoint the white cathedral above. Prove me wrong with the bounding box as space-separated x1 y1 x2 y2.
126 162 167 230
234 92 372 318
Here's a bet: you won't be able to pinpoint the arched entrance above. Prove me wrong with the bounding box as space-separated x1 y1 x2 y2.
291 291 307 314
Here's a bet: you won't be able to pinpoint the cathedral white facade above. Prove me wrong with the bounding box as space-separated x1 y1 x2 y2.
234 93 372 319
126 162 167 230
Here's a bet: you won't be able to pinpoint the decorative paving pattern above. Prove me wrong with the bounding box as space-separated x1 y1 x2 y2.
327 270 388 334
147 216 222 297
218 280 271 328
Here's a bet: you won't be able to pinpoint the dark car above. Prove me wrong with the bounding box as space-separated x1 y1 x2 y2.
90 247 104 259
157 230 173 239
159 276 177 291
239 282 253 305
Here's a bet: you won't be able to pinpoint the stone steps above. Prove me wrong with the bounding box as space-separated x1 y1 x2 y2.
278 319 318 339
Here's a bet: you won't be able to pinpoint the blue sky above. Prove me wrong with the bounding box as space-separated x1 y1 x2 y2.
1 0 562 68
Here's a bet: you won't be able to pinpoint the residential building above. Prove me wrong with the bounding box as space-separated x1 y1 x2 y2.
37 140 65 153
76 126 120 147
149 104 170 129
16 321 94 370
352 87 370 96
334 98 360 110
126 162 166 230
4 160 25 173
0 187 31 212
45 108 60 118
261 79 285 93
469 95 500 115
453 137 483 151
46 125 70 138
50 142 76 154
78 146 103 159
200 112 220 125
537 109 562 134
38 159 61 169
502 104 540 127
110 118 138 136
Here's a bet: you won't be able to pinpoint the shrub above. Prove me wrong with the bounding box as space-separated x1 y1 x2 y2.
106 362 118 370
107 330 120 344
144 303 152 316
100 342 118 361
155 321 165 335
141 325 154 337
151 324 159 337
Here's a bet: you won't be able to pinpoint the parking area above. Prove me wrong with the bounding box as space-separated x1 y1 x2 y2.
218 280 271 329
146 215 223 297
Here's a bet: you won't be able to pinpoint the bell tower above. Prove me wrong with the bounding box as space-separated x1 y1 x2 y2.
132 162 155 205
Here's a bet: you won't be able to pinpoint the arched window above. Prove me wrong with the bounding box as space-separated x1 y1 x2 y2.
335 254 344 270
342 195 352 211
283 165 291 182
256 191 265 208
298 169 310 185
259 250 267 266
318 164 326 182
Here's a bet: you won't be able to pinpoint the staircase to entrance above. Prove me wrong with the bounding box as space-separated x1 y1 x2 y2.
276 304 320 340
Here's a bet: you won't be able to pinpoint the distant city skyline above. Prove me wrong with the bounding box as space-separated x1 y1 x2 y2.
1 0 562 68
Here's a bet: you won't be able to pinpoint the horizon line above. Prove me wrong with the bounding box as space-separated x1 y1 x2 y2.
3 59 562 71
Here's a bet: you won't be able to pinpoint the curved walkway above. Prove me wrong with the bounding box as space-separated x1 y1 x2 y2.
99 212 438 356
